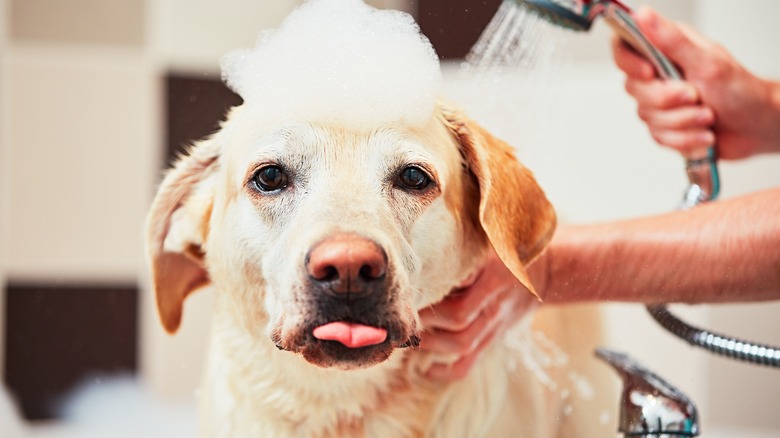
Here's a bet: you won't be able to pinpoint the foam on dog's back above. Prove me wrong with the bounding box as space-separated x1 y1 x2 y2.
220 0 442 129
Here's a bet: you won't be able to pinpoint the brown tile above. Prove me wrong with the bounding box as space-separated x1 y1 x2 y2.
3 282 138 420
418 0 501 59
166 74 242 167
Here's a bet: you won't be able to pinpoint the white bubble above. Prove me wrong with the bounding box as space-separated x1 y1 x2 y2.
221 0 442 130
568 370 595 400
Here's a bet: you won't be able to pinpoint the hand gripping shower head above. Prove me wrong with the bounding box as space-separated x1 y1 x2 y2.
511 0 720 207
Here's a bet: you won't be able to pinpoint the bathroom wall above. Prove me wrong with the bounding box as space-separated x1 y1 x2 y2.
1 0 778 432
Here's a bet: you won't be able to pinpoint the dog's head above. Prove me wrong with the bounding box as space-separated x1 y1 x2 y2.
146 104 555 370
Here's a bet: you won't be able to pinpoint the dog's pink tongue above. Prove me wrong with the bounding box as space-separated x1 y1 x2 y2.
312 322 387 348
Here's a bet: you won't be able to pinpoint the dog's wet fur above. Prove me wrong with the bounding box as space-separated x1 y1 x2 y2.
146 105 614 437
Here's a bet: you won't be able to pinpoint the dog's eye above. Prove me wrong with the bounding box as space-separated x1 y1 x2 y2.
397 166 431 190
253 165 289 192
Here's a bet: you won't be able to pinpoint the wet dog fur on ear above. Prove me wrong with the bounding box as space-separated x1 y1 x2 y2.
439 105 557 299
145 138 221 333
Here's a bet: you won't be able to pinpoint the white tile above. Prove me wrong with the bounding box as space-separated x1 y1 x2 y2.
6 46 158 281
151 0 302 73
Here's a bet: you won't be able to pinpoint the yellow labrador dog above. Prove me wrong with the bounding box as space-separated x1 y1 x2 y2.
146 102 613 436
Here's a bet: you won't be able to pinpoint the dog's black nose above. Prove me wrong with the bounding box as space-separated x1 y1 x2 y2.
306 234 387 298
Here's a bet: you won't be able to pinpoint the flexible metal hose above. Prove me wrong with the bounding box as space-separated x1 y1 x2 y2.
647 305 780 368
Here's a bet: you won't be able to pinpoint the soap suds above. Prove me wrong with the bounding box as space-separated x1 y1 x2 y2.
221 0 442 129
504 316 570 391
568 369 595 400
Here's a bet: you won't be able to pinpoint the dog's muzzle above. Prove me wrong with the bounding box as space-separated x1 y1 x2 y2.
274 233 419 369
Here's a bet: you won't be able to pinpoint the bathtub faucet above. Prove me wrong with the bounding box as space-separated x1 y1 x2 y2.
596 348 700 437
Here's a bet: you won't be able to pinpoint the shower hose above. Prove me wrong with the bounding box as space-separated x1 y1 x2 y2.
646 304 780 368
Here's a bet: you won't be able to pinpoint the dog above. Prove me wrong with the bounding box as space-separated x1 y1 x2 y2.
146 98 615 436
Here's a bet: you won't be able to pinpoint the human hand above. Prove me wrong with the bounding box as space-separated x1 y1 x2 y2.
612 6 780 159
418 249 541 380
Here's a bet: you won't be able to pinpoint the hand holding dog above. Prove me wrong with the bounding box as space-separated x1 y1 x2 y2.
612 6 780 159
419 249 540 380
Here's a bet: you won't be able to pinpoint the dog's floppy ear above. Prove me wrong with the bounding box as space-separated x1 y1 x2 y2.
145 138 220 333
441 106 556 299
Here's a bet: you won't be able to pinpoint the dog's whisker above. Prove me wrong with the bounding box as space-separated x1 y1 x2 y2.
400 335 422 349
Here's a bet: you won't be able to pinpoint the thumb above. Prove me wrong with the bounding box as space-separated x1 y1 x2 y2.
632 6 704 67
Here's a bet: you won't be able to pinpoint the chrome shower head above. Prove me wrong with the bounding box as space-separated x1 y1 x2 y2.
517 0 633 32
519 0 595 31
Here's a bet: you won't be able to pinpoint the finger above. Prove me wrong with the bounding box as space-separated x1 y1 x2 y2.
649 128 716 152
418 291 480 333
456 269 481 289
633 6 705 66
625 79 699 109
611 35 654 80
419 289 507 355
418 281 503 332
425 324 501 381
419 264 518 332
418 316 490 356
637 105 715 130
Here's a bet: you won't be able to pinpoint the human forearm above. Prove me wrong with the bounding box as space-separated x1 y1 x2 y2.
541 188 780 304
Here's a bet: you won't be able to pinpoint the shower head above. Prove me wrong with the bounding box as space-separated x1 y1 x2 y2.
517 0 632 32
519 0 595 31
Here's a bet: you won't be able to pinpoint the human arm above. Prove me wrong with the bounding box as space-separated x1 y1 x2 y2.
612 6 780 159
541 187 780 304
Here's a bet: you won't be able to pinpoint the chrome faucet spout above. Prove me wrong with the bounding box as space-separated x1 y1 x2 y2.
595 348 700 437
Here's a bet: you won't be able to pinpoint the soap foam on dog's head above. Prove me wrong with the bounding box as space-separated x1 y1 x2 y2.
220 0 441 129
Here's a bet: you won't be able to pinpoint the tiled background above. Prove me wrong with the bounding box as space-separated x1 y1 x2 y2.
1 0 779 433
10 0 145 46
